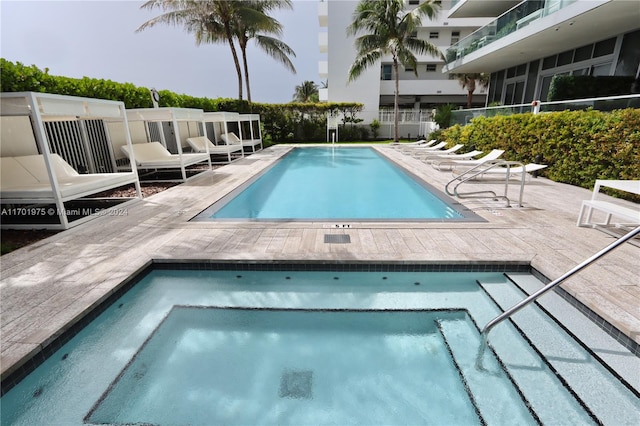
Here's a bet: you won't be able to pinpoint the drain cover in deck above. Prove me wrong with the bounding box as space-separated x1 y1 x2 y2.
324 234 351 244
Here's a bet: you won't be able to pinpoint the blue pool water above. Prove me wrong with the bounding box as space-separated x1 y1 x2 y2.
197 147 475 220
2 268 637 425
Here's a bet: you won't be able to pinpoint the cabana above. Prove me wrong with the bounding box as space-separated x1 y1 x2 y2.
239 113 263 152
196 112 246 164
203 112 244 153
122 108 211 181
0 92 141 230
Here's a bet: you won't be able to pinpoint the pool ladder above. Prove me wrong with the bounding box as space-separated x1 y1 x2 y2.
445 160 527 207
476 225 640 369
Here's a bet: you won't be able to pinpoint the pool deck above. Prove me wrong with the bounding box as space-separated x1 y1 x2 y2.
1 143 638 381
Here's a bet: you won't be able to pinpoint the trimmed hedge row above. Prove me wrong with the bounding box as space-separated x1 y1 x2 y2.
0 59 363 143
442 109 640 198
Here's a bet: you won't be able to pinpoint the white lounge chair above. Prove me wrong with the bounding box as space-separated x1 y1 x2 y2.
121 142 210 181
413 144 464 159
432 149 505 171
186 136 243 164
577 180 640 228
222 132 262 153
422 149 483 163
1 154 137 200
454 161 547 180
410 141 446 151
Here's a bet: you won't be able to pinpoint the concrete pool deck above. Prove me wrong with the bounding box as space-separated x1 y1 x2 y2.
1 143 638 381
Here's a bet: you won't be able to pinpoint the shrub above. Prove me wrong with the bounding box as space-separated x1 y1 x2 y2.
1 59 364 143
442 109 640 198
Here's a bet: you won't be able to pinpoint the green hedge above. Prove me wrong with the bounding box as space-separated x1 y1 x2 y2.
442 109 640 199
0 59 363 143
548 75 635 101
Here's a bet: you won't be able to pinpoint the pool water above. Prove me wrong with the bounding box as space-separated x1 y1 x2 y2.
1 269 638 425
197 147 476 220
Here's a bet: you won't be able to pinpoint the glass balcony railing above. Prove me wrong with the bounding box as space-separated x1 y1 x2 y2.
450 94 640 126
445 0 576 65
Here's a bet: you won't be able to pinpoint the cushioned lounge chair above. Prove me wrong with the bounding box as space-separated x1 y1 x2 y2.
1 154 137 200
186 136 243 164
221 132 262 153
121 142 210 181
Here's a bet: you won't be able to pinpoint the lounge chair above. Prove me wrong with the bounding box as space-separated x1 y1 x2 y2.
413 144 464 159
403 139 437 147
447 160 547 207
422 149 483 163
222 132 262 153
432 149 505 171
577 180 640 228
186 136 243 164
1 154 137 200
121 142 210 181
410 141 446 151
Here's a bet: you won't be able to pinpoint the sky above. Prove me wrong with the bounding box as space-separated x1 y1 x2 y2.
0 0 321 104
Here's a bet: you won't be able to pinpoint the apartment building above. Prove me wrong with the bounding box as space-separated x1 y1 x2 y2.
318 0 492 126
445 0 640 105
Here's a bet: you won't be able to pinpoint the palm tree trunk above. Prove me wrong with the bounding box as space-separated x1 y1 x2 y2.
241 45 252 104
393 59 400 143
225 28 243 100
467 90 473 108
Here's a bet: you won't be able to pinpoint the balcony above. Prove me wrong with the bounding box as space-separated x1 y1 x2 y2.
319 61 328 80
445 0 576 67
449 0 522 18
319 88 328 102
319 32 328 53
318 1 328 27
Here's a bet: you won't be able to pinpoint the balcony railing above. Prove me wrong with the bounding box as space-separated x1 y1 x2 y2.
450 94 640 126
378 109 432 123
445 0 576 65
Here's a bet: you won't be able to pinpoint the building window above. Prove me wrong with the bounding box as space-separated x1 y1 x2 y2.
429 31 439 39
381 64 392 80
409 0 419 4
426 64 437 72
404 65 414 72
451 31 460 45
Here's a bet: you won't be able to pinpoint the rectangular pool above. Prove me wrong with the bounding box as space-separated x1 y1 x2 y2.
195 147 481 221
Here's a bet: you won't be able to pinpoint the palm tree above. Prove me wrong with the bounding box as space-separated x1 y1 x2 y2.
293 80 319 102
455 73 490 108
347 0 442 143
234 0 296 103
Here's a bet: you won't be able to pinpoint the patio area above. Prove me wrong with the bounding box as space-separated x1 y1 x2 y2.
1 143 638 382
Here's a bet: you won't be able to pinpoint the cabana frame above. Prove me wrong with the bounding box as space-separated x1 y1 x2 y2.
124 108 212 182
239 113 263 152
0 92 142 230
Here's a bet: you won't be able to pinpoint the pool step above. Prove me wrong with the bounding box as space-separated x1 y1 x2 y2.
480 275 640 425
436 317 537 425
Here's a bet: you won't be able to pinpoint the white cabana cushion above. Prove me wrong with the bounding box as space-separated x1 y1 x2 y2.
1 155 137 200
187 136 243 154
122 142 209 168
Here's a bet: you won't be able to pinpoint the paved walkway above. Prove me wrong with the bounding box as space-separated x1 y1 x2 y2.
1 144 638 380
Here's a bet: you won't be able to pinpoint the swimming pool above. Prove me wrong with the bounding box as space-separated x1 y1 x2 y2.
2 265 637 425
195 146 481 221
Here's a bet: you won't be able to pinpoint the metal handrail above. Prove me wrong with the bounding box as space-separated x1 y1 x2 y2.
476 225 640 369
445 160 527 207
